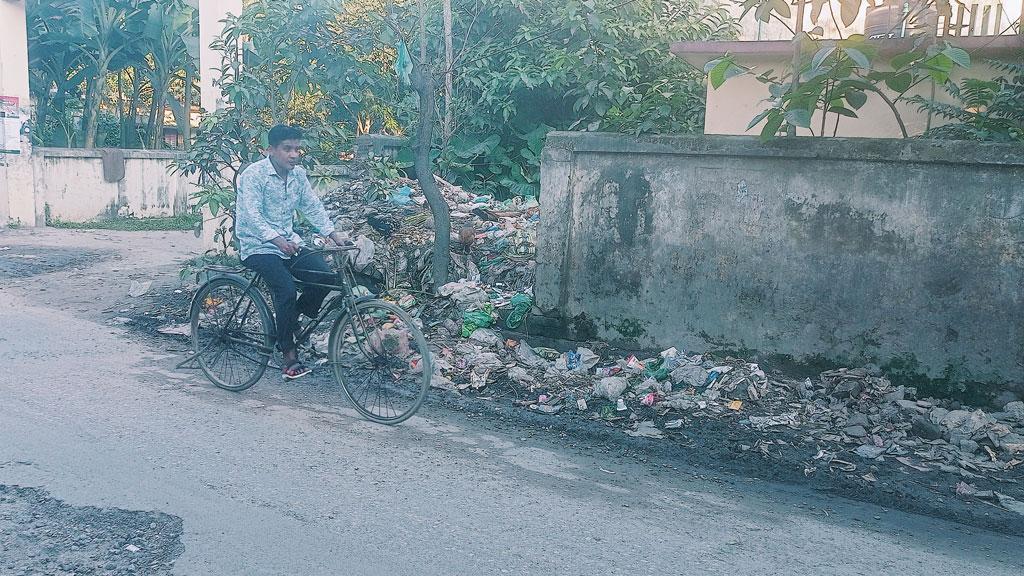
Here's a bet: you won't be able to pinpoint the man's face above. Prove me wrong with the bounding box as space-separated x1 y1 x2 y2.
268 138 303 172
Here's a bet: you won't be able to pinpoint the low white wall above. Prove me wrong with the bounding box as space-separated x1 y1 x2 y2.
32 148 196 224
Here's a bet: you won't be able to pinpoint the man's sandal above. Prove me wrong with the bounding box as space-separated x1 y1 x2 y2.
282 362 312 380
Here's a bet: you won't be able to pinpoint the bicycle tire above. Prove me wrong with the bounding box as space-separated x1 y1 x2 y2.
190 276 273 391
328 299 431 425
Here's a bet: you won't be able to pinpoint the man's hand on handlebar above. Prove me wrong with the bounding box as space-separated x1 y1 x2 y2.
271 235 300 256
326 231 354 248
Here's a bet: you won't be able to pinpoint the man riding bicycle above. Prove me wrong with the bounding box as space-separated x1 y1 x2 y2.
235 124 348 380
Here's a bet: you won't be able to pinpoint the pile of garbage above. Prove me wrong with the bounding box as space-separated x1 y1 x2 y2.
427 318 1024 475
424 310 1024 503
320 173 539 302
317 171 1023 512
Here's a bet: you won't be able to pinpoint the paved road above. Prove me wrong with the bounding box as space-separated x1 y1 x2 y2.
1 228 1022 575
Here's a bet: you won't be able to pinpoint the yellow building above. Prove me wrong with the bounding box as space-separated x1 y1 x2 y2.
675 0 1023 137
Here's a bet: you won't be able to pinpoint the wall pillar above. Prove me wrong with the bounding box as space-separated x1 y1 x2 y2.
0 0 34 226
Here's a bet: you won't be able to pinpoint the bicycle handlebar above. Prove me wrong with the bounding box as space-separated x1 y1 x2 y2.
317 244 360 252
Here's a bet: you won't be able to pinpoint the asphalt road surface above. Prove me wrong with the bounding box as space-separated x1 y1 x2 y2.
1 228 1021 575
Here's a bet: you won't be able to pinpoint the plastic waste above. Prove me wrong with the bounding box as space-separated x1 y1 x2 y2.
515 342 549 368
595 366 622 378
594 376 629 400
504 293 533 329
468 327 500 346
390 185 413 205
353 235 375 269
461 304 495 337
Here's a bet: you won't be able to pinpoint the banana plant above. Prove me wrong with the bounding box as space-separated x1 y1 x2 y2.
75 0 152 148
140 0 195 149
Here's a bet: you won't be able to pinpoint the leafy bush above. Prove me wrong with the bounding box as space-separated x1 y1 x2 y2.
434 0 737 197
912 61 1024 142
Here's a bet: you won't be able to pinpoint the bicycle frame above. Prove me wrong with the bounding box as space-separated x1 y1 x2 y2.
184 243 431 423
226 246 367 350
185 244 384 369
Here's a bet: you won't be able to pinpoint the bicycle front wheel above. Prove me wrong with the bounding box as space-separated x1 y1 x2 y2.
328 299 431 424
190 276 273 391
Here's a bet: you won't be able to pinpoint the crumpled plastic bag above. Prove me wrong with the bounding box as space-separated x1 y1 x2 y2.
505 292 533 329
671 364 710 388
594 376 629 400
461 304 495 337
468 327 500 346
515 342 549 368
440 280 489 309
354 235 375 269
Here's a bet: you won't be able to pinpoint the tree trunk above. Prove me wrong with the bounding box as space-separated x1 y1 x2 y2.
34 95 50 146
145 78 160 149
126 72 143 147
83 76 99 148
83 61 109 148
117 70 125 147
786 0 807 137
152 82 168 150
182 67 193 149
412 63 450 291
413 1 451 290
54 90 69 147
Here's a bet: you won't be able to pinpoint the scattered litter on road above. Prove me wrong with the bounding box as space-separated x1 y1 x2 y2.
128 280 153 297
625 421 664 439
156 324 191 337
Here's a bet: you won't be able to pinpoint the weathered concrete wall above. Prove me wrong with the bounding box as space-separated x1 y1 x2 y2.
32 148 195 224
536 132 1024 387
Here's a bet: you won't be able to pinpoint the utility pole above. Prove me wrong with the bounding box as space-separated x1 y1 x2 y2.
787 0 807 137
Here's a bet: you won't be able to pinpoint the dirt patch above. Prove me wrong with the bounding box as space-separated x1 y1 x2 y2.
0 484 183 575
0 246 108 280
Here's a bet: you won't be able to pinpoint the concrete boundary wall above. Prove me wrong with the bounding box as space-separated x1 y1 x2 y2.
31 148 195 224
535 132 1024 388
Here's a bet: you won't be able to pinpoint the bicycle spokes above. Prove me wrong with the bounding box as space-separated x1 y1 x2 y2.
191 279 273 392
330 301 430 424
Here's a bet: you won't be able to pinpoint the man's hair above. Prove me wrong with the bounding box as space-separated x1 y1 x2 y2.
268 124 303 147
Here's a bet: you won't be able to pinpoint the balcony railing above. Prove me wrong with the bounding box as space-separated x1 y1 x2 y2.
731 1 1022 42
856 0 1019 39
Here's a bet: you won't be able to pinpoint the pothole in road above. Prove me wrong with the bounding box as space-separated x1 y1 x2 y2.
0 484 184 575
0 246 108 279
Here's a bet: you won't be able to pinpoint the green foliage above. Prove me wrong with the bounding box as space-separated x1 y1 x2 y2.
48 213 202 231
188 183 238 254
738 0 953 29
426 0 737 196
177 0 736 203
367 156 411 182
707 1 970 140
26 0 196 149
912 61 1024 142
179 252 242 282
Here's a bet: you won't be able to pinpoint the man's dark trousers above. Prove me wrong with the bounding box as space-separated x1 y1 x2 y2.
243 248 333 352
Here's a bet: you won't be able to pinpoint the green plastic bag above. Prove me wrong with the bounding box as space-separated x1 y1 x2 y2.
643 358 670 382
505 293 533 329
461 304 495 337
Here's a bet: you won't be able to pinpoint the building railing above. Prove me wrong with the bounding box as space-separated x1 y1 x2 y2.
861 0 1020 39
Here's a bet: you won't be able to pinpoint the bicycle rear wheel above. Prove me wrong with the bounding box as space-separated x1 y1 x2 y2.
190 276 273 391
328 299 431 424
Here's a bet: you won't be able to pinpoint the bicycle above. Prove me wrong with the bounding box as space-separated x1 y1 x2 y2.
183 244 431 425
